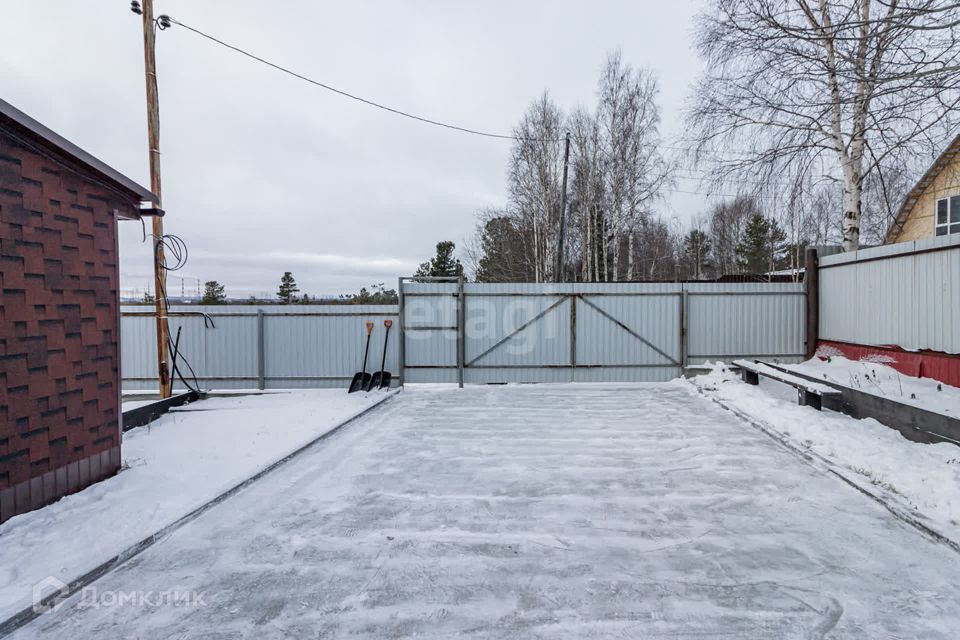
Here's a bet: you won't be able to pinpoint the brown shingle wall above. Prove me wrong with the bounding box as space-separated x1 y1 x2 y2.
0 130 133 523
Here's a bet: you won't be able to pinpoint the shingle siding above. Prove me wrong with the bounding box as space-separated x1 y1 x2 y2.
0 127 133 524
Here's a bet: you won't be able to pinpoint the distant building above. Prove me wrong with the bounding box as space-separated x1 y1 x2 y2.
885 133 960 243
0 98 155 524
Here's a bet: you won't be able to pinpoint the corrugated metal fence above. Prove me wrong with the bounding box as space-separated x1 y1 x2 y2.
121 282 805 391
121 305 399 391
399 280 805 384
819 235 960 354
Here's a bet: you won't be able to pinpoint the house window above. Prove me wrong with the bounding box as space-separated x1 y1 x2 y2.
936 195 960 235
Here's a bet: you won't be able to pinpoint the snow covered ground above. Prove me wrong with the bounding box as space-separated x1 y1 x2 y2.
12 384 960 638
787 354 960 418
692 364 960 545
119 398 157 411
0 389 391 622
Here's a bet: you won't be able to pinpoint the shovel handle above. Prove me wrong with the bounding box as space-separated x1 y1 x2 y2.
365 321 374 335
384 319 393 328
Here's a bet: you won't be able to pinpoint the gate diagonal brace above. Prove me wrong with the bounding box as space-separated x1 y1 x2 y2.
465 296 569 367
577 295 680 366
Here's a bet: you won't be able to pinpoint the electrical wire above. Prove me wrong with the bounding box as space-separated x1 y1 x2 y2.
160 15 560 143
156 233 189 272
140 227 208 394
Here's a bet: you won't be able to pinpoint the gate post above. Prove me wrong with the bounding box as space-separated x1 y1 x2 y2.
804 247 819 360
457 275 465 388
679 288 687 372
569 294 577 383
398 277 406 387
257 309 265 390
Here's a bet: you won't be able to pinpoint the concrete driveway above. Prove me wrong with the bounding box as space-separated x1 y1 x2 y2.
16 384 960 638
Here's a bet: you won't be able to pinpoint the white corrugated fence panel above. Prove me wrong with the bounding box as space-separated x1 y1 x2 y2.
121 305 399 391
685 283 805 364
819 235 959 354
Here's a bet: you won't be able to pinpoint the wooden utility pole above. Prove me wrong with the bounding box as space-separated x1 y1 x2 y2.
140 0 172 397
554 132 571 282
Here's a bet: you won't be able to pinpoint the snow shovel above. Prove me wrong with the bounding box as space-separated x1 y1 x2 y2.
366 319 393 391
348 321 375 393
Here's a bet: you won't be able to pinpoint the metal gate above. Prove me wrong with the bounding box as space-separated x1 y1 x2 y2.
398 279 805 385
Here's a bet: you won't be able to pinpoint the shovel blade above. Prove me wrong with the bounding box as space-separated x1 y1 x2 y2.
348 372 371 393
366 371 382 392
378 371 392 390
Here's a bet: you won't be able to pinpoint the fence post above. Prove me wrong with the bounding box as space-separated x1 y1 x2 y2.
398 277 406 387
804 247 819 360
257 309 265 390
457 275 465 388
680 287 688 371
569 294 577 383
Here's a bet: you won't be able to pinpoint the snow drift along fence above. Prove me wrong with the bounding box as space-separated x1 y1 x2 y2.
120 305 399 391
818 235 960 354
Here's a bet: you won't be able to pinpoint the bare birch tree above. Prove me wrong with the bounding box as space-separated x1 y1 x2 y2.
565 53 671 282
474 54 671 282
568 107 606 281
597 52 671 280
689 0 960 251
508 93 566 282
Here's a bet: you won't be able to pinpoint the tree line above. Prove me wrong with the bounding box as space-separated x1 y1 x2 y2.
466 0 960 281
154 272 400 305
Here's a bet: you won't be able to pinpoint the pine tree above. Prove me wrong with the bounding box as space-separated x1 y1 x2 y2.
475 217 530 282
736 214 788 274
201 280 227 304
277 272 300 304
415 241 464 278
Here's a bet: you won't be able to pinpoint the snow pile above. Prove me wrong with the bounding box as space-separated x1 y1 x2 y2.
788 355 960 418
0 389 391 621
689 364 960 544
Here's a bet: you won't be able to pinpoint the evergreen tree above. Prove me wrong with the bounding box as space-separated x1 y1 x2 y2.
415 241 464 278
277 271 300 304
201 280 227 304
736 214 788 274
475 217 530 282
678 229 714 280
337 283 399 305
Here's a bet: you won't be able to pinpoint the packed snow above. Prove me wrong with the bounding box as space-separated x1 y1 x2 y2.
692 363 960 545
0 389 392 621
13 384 960 638
785 354 960 418
119 398 158 411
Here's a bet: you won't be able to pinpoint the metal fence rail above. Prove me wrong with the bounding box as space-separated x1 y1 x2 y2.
819 235 960 354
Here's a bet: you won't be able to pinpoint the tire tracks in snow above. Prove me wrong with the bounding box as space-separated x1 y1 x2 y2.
0 389 402 639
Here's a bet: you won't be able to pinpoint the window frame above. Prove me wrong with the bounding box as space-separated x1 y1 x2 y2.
934 195 960 236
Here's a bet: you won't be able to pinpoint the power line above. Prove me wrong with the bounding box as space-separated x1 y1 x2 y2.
160 15 560 143
153 15 820 199
154 16 822 164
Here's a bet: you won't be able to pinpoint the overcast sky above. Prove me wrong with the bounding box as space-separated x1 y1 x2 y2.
2 1 713 298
